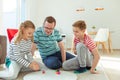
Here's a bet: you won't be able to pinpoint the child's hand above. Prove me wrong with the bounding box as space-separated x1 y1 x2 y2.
32 61 40 71
90 68 99 74
29 61 40 71
73 50 77 55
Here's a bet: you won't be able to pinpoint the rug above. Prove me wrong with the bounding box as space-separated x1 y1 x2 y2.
23 60 109 80
76 62 109 80
23 61 77 80
24 70 77 80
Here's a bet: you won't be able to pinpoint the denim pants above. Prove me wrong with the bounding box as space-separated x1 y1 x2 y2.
43 51 75 69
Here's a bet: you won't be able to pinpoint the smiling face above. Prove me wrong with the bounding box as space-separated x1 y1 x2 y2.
44 21 55 35
23 28 35 40
72 20 86 39
73 27 85 38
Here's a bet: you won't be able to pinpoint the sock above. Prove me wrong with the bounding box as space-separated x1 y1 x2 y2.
86 66 97 71
86 66 91 70
74 67 87 74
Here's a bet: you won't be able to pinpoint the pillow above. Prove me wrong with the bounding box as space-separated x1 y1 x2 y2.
7 29 18 42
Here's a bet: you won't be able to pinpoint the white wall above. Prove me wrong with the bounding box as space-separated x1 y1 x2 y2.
26 0 120 49
25 0 40 27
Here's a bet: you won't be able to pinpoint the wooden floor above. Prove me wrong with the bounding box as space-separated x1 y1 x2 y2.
99 50 120 80
0 50 120 80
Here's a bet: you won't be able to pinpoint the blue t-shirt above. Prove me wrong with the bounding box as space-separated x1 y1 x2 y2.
34 27 62 59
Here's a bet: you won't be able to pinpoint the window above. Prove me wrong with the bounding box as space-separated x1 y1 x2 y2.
3 0 17 29
3 0 26 52
3 0 26 30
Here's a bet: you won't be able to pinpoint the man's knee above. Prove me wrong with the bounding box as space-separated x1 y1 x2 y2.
43 57 62 69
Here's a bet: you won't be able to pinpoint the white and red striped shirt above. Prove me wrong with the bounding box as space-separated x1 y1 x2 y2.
74 34 96 52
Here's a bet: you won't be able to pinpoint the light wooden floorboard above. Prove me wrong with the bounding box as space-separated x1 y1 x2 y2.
0 50 120 80
99 50 120 80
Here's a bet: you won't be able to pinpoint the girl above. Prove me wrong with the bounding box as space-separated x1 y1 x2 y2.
63 20 100 74
0 20 40 79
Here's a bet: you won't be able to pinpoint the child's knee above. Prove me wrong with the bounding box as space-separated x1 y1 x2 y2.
62 62 70 70
76 43 85 49
8 73 18 80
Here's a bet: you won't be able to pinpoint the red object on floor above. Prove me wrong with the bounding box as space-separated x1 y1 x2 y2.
7 29 18 42
56 70 61 75
42 70 45 74
56 71 61 75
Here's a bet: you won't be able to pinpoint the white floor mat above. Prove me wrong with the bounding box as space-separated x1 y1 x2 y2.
23 57 109 80
24 69 77 80
24 59 77 80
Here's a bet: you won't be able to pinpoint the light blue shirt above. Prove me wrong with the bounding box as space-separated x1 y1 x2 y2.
34 27 62 59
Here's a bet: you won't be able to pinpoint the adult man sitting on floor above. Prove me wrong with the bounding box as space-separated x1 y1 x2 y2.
33 16 75 69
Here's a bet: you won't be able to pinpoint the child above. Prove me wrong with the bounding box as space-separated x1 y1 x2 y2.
63 20 100 74
0 20 40 79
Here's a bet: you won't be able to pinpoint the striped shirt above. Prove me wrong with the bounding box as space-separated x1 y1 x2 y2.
7 38 33 67
34 27 62 59
74 34 96 52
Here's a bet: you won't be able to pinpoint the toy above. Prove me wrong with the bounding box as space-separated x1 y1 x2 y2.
56 69 61 75
42 70 45 74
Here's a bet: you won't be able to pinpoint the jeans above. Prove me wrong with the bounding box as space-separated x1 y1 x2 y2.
43 51 75 69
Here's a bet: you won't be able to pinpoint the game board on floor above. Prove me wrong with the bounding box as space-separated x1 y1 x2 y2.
23 70 77 80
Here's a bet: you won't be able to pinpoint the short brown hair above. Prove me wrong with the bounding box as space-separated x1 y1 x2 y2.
43 16 56 26
72 20 86 30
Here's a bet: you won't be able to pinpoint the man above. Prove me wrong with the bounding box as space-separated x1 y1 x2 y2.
33 16 75 69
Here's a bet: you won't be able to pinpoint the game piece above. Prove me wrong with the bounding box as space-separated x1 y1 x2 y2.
42 70 45 74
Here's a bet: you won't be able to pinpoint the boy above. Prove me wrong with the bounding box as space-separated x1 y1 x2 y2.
63 20 100 74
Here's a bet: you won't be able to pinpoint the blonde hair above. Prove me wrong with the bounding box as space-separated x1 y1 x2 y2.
14 20 35 44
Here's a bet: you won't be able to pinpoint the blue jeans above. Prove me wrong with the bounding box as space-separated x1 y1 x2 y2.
43 51 75 69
